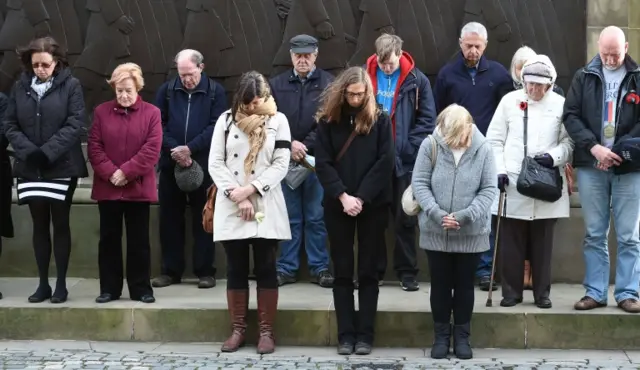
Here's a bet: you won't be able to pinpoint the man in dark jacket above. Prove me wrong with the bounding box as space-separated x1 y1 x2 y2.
433 22 511 292
152 49 227 289
365 33 436 292
269 35 335 288
0 92 11 300
563 26 640 313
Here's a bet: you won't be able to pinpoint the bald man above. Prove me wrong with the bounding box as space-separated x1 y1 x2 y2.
563 26 640 313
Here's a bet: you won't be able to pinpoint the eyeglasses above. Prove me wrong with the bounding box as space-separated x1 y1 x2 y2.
32 62 53 69
345 92 365 99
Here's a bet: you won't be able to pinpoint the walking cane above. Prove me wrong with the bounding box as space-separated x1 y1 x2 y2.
486 191 507 307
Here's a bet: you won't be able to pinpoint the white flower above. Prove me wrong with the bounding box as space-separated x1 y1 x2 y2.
255 212 265 223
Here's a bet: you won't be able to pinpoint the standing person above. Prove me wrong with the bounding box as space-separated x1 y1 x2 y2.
0 91 10 300
433 22 512 291
364 33 436 291
563 26 640 313
208 71 291 354
152 49 227 289
4 36 88 303
88 63 162 304
486 55 573 309
269 34 334 288
411 104 497 360
315 67 395 355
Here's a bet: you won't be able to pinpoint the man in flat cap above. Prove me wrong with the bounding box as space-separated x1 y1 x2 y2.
269 34 335 288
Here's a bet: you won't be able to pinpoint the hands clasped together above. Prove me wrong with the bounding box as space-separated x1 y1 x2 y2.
110 169 128 187
442 214 460 231
171 145 193 168
227 184 257 221
590 144 622 171
339 193 363 217
291 140 307 162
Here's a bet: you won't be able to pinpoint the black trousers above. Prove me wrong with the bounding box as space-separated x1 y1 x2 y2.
426 250 480 325
98 201 153 299
378 173 418 280
223 238 278 290
158 168 215 279
326 202 388 345
499 217 556 301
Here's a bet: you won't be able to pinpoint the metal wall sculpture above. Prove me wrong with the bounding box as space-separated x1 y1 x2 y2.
0 0 586 113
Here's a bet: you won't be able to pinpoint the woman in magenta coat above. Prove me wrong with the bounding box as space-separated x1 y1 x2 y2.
87 62 162 304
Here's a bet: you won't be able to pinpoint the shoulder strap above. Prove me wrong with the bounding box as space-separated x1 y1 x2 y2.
207 78 217 102
336 130 357 162
523 104 528 157
429 135 437 167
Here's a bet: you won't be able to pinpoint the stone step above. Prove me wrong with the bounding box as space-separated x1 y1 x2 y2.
0 278 637 350
2 195 621 283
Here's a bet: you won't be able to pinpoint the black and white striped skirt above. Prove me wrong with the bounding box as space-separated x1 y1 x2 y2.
16 178 78 205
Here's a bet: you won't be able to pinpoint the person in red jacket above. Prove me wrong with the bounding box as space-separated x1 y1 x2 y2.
87 63 163 304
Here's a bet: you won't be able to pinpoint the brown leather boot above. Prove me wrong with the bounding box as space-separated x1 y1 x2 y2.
256 288 278 354
523 260 533 290
221 290 249 352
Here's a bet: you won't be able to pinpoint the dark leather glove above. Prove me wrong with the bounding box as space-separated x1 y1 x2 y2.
534 153 554 169
497 174 509 192
26 149 49 168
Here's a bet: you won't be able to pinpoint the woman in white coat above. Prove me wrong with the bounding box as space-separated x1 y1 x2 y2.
486 55 573 309
208 71 291 355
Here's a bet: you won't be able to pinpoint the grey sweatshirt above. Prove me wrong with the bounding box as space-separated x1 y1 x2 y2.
411 126 498 253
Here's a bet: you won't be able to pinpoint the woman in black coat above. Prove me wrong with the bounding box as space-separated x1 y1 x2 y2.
4 37 88 304
0 92 12 300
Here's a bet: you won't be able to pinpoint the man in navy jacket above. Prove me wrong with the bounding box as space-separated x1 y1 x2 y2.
152 49 227 290
365 34 436 291
433 22 512 291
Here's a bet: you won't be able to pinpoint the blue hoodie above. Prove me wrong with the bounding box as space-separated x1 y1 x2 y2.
376 68 400 114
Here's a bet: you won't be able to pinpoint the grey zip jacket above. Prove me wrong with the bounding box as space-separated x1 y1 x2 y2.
411 126 498 253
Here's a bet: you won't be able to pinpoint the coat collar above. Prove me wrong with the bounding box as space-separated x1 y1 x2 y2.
109 95 143 114
456 52 490 72
584 54 640 76
19 67 71 91
172 72 209 93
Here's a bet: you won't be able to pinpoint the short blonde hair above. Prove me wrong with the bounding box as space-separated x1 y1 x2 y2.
375 34 403 62
107 63 144 91
436 104 474 149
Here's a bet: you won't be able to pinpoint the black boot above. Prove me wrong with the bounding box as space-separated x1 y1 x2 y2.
453 323 472 359
430 322 451 359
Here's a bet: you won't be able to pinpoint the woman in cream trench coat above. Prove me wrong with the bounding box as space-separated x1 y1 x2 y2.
485 55 573 310
207 70 291 356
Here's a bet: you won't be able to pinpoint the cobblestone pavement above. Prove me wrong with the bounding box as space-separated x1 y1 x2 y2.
0 342 639 370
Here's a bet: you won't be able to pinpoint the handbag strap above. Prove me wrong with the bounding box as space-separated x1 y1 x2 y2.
336 130 357 162
523 104 528 157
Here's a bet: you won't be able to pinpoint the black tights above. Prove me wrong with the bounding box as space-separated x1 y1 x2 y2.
223 238 278 290
28 199 72 295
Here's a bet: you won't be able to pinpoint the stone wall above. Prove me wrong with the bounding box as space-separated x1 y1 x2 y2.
588 0 640 60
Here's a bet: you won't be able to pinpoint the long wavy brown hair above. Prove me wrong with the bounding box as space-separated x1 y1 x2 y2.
315 67 379 135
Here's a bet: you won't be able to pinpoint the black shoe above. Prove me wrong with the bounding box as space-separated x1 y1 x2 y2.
135 294 156 303
151 275 180 288
198 276 216 289
315 270 334 288
354 342 372 355
478 276 498 291
28 285 52 303
95 293 120 304
337 342 354 355
535 297 552 309
500 297 522 307
430 322 451 359
276 272 296 287
400 276 419 292
50 288 68 304
453 323 472 360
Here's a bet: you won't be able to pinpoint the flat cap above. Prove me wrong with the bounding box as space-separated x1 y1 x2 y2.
290 34 318 54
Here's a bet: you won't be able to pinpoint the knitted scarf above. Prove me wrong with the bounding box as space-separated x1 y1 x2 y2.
234 96 278 177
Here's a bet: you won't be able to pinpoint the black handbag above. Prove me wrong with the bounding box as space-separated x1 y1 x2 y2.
515 104 563 203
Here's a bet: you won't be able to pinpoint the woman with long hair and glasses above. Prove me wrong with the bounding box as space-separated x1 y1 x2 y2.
315 66 394 355
208 71 291 354
3 37 87 303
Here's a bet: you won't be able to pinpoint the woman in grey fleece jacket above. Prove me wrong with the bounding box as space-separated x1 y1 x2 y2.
411 104 498 360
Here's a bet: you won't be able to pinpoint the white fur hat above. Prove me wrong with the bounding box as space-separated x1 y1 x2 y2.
521 54 557 85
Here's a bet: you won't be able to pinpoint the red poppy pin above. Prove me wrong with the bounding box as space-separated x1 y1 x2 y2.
519 101 528 111
625 90 640 105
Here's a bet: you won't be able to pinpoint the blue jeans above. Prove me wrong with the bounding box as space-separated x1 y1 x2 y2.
277 173 329 277
577 167 640 303
476 227 496 278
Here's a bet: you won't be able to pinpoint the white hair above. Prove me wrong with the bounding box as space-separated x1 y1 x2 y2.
174 49 204 65
510 46 537 82
460 22 488 42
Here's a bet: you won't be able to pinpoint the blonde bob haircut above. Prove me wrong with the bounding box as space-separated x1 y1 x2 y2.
436 104 474 149
107 63 145 91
